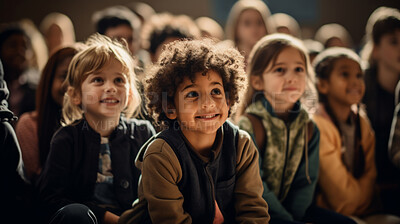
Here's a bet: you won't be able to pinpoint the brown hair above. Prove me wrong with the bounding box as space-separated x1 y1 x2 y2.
237 33 317 117
145 38 247 128
36 45 80 166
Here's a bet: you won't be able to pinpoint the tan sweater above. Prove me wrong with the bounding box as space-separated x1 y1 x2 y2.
120 128 269 224
314 105 377 216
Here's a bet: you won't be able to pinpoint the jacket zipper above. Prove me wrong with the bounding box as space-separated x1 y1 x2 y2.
278 122 290 199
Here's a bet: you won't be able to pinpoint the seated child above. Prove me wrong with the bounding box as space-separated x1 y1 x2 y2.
313 47 400 224
36 34 155 224
119 39 269 224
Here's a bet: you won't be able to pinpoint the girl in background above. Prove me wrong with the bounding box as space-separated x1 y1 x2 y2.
313 47 400 224
237 33 355 224
16 45 81 183
224 0 272 64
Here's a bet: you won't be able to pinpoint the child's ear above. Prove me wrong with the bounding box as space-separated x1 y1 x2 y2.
316 79 329 95
164 103 177 120
251 76 264 91
67 86 81 106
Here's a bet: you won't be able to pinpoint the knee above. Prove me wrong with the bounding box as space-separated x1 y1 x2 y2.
49 203 97 224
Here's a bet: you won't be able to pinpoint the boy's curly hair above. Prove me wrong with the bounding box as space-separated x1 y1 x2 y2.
145 39 247 127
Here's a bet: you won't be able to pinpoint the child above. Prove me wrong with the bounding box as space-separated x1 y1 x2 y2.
36 34 155 224
16 45 81 183
313 47 400 224
224 0 272 64
314 23 353 49
237 34 355 224
360 7 400 215
119 39 269 223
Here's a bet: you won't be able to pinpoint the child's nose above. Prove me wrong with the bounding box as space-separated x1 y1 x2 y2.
201 94 216 109
105 82 117 93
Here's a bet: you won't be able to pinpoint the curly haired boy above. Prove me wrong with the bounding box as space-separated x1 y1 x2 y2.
119 39 269 224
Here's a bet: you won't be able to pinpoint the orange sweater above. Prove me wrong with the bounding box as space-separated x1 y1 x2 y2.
313 105 376 216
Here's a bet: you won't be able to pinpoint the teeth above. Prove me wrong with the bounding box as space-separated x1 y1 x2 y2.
199 114 217 119
101 99 118 103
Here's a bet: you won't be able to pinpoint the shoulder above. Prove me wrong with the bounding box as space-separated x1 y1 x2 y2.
237 116 254 134
122 117 155 134
142 138 181 172
16 111 37 128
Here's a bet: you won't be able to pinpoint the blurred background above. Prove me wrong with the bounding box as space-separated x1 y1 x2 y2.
1 0 399 48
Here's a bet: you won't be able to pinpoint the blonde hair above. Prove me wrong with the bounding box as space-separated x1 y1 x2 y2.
237 33 317 118
62 33 141 125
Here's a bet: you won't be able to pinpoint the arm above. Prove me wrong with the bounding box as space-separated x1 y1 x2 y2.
389 103 400 169
36 127 77 216
315 116 375 216
15 112 40 181
141 139 191 224
238 116 294 221
234 130 270 223
282 123 319 220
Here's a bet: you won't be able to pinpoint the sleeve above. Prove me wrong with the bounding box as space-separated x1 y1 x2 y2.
234 130 270 223
389 103 400 169
140 139 191 224
36 127 106 221
15 113 40 181
315 116 376 216
238 117 294 221
282 123 320 220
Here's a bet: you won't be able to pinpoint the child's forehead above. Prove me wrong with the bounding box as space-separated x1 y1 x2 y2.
185 70 223 83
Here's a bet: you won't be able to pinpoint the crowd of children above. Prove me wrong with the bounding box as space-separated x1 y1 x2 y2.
2 1 400 224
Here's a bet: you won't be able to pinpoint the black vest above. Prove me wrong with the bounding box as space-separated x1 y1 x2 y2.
157 121 239 224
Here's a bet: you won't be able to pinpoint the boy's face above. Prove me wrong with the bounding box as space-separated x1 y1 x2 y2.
373 29 400 73
167 70 229 138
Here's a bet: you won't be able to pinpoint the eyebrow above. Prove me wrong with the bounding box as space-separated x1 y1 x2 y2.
274 61 305 66
180 81 223 92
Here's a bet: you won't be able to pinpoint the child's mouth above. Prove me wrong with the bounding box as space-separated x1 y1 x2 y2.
196 114 219 119
100 99 120 103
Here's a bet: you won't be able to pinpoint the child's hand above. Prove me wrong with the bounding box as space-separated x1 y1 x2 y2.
104 211 119 224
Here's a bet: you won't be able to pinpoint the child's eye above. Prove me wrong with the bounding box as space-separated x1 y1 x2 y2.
186 91 199 98
341 72 349 78
274 67 284 73
295 67 305 72
211 88 222 96
114 77 125 84
357 73 364 79
92 77 103 83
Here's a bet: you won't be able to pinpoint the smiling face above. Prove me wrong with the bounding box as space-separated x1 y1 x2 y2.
74 58 130 123
167 70 229 139
252 46 306 112
318 57 365 108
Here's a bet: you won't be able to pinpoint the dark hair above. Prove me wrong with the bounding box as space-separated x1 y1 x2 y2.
372 16 400 45
93 5 141 35
313 47 365 178
141 13 200 55
0 25 28 51
145 39 246 128
36 45 79 166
